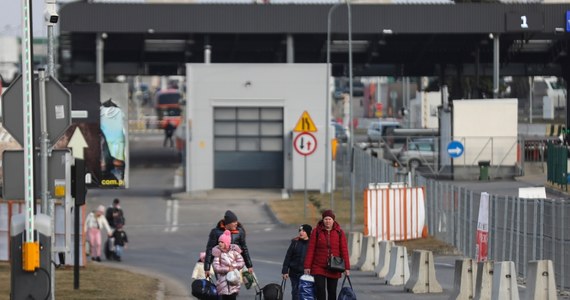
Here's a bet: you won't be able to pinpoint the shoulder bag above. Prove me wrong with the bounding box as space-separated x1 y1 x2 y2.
326 231 345 273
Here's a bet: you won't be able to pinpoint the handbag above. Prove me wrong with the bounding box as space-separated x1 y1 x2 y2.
337 275 357 300
326 231 345 273
226 269 241 285
191 277 219 300
327 256 346 273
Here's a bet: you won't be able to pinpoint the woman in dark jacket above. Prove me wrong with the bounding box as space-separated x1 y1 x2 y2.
282 224 312 300
304 210 350 300
204 210 253 277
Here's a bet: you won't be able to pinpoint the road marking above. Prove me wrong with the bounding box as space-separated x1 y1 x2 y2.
164 199 179 232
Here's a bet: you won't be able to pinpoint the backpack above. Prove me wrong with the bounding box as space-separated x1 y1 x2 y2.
191 278 219 300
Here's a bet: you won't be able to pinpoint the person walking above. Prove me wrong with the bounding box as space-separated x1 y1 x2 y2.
163 121 175 147
111 223 128 262
304 210 350 300
105 198 125 229
212 230 245 300
282 224 312 300
84 205 113 262
204 210 253 278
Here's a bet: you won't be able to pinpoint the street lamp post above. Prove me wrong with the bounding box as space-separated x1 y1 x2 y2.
325 1 353 230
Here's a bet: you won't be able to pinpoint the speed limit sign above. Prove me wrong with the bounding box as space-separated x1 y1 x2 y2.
294 132 317 156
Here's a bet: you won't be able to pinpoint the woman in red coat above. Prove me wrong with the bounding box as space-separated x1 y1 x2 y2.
304 210 351 300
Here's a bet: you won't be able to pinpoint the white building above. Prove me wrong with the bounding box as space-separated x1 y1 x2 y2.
185 63 331 193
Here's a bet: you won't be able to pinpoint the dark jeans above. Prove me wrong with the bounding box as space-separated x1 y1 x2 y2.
289 271 302 300
314 275 338 300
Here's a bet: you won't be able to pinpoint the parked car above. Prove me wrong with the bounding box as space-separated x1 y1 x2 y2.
367 120 401 143
398 138 438 169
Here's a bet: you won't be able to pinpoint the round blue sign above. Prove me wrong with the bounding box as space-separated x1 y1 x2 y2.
447 141 464 158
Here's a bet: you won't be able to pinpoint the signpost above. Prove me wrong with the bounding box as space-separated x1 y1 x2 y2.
447 140 464 158
2 75 71 146
293 111 318 218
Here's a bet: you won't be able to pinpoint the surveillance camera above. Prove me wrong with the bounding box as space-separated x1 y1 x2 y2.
45 7 59 24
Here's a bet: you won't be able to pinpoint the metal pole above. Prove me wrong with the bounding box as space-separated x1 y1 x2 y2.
304 156 307 219
73 203 80 289
45 0 57 77
39 69 49 214
493 34 500 98
286 34 294 64
96 33 105 84
529 77 533 123
326 3 341 207
348 0 355 231
22 0 36 244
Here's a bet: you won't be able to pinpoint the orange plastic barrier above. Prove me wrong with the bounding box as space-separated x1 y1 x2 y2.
364 184 426 241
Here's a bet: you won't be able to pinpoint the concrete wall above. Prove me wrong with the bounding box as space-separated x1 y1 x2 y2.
453 99 518 166
185 63 327 192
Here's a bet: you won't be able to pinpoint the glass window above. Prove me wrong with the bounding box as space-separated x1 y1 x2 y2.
261 123 282 136
261 138 283 151
214 122 236 136
215 138 236 151
214 108 236 120
237 108 259 120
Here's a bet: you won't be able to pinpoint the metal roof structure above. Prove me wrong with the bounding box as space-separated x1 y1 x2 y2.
59 2 570 79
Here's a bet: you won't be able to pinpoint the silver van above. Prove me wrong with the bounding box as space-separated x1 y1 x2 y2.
366 121 401 143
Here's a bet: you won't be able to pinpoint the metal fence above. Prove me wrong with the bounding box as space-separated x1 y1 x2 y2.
348 147 570 290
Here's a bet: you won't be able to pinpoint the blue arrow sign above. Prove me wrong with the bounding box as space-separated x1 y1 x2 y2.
447 141 464 158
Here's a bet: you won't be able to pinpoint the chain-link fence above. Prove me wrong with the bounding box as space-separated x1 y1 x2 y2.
347 146 570 290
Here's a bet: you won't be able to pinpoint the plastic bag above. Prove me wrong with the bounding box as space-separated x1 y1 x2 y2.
242 270 256 289
299 274 315 300
226 269 241 285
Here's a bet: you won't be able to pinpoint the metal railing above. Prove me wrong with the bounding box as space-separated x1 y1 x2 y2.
341 146 570 290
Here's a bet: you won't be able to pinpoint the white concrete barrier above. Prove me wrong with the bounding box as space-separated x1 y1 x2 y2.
525 260 556 300
449 258 478 300
375 240 395 278
385 246 410 286
356 236 379 271
492 261 520 300
404 250 442 293
348 231 363 268
474 261 494 300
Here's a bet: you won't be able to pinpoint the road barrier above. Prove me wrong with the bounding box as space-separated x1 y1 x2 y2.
384 245 410 286
364 183 426 241
374 240 394 278
347 231 362 268
474 261 494 300
404 250 442 294
492 261 520 300
525 260 557 300
450 258 478 300
355 236 378 271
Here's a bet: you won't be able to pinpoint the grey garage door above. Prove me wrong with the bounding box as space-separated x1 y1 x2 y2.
214 107 284 188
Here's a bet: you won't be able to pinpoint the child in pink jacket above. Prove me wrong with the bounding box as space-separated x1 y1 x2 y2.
212 230 245 300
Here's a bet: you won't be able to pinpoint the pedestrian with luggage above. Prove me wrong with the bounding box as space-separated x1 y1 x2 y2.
84 205 113 262
282 224 312 300
212 230 245 300
204 210 253 278
304 210 350 300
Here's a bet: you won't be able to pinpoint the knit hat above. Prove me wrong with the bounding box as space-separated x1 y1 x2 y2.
224 210 238 224
322 209 336 220
97 205 105 213
219 230 232 247
300 224 312 237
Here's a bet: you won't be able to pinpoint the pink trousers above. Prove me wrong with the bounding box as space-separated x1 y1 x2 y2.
87 228 102 257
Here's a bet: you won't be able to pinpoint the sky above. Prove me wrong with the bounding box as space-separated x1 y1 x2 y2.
0 0 50 37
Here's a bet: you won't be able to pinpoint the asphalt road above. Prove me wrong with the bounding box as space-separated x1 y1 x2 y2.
84 133 540 299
